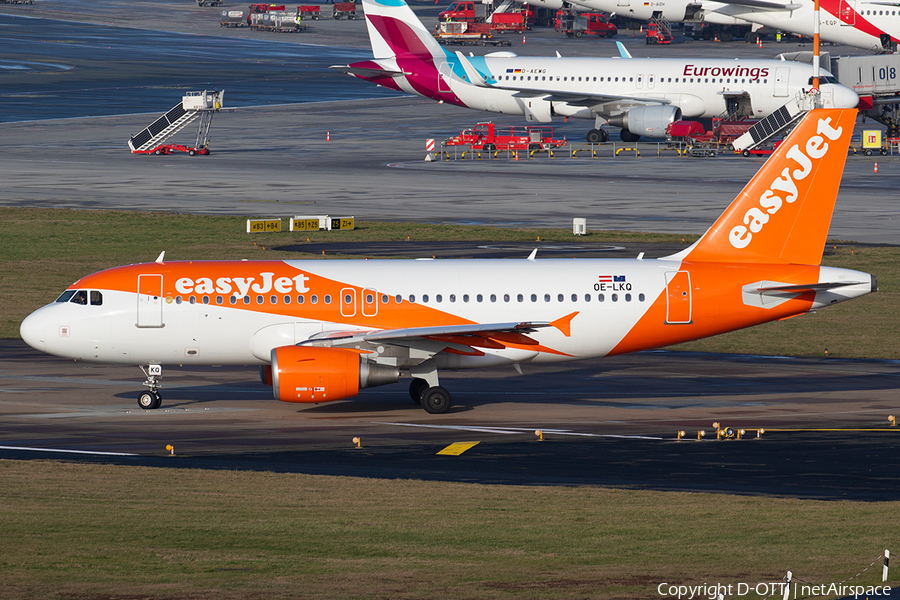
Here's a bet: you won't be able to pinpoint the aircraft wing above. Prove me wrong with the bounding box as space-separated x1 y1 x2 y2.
305 314 578 357
490 85 674 108
363 321 552 341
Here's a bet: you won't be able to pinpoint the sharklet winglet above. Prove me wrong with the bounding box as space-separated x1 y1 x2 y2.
616 41 632 59
550 311 579 337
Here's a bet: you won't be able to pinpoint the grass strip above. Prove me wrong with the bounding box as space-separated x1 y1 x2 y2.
1 207 895 358
0 459 895 600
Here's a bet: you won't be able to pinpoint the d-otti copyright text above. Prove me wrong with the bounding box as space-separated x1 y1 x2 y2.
657 582 892 599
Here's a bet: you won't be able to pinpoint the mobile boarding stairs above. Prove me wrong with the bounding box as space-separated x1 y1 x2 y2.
732 91 820 153
128 90 224 155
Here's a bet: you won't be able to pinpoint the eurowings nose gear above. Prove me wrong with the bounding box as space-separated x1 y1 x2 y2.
19 310 46 352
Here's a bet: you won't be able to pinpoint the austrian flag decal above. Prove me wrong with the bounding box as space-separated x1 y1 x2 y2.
598 275 626 283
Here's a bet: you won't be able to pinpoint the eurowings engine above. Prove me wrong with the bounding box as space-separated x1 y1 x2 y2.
20 109 875 414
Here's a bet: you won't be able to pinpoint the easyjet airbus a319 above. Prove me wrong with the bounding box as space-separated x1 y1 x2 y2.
21 109 875 414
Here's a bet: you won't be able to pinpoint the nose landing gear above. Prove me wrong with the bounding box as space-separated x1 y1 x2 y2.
138 364 163 410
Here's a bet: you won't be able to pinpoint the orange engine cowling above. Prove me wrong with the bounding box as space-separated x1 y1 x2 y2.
270 345 399 403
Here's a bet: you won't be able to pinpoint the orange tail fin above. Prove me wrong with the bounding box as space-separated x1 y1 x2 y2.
679 108 857 266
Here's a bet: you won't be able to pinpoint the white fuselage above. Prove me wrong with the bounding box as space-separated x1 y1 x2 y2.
570 0 899 51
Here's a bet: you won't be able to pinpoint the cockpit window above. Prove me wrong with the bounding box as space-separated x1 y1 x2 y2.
70 290 88 305
90 291 103 306
808 75 838 85
56 290 76 303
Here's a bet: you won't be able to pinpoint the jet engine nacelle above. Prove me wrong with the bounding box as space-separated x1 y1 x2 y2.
270 346 399 403
608 105 683 138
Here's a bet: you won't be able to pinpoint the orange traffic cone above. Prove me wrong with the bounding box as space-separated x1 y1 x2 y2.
514 151 519 161
874 161 878 173
326 130 330 141
757 37 762 48
522 35 526 44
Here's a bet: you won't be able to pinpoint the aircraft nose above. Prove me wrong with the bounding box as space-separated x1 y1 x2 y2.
835 84 860 109
20 310 46 352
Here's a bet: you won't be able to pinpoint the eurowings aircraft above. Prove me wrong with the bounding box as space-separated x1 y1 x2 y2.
331 0 858 142
20 109 876 414
571 0 899 52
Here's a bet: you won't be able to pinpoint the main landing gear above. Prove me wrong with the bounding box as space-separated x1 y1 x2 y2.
586 128 608 144
409 377 453 414
138 364 163 410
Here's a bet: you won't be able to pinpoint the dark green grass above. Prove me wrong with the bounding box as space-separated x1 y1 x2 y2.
0 460 895 600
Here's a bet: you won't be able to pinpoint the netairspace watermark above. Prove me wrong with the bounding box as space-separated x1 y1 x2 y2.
657 582 893 599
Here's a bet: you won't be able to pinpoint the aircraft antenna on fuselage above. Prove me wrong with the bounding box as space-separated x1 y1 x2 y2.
155 251 166 264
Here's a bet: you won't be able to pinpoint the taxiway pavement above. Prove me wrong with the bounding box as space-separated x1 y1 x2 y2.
2 340 899 499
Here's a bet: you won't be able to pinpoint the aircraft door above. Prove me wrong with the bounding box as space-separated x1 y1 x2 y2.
137 274 164 328
840 0 856 25
617 0 630 7
362 289 378 317
774 67 790 97
665 271 692 324
340 288 357 317
438 62 453 93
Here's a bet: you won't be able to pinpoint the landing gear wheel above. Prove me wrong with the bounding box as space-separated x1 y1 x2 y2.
619 129 641 143
720 31 733 42
409 378 429 405
586 129 607 144
138 391 161 410
421 386 452 414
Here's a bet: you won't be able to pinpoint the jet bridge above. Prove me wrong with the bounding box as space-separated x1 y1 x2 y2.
128 90 224 155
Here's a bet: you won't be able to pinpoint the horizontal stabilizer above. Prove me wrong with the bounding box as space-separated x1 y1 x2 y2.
454 51 492 87
329 65 408 79
755 281 865 293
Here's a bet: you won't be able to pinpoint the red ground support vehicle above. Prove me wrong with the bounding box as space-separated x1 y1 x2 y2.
332 2 356 19
297 5 320 20
490 11 528 33
645 19 673 44
556 10 617 38
666 118 758 154
439 1 488 23
247 3 284 25
443 122 567 152
135 144 211 157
